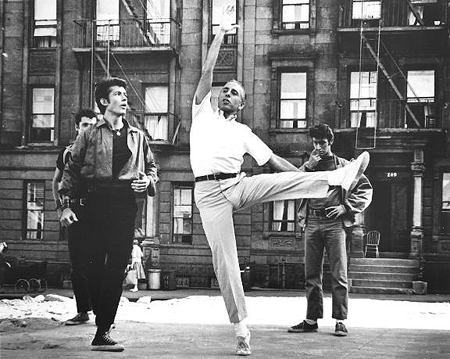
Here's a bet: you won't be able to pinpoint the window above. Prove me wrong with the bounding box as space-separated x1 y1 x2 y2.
352 0 381 20
406 70 435 128
144 85 169 141
33 0 57 48
173 185 193 244
211 0 237 44
271 200 296 232
30 87 55 142
441 173 450 234
25 181 45 240
279 72 307 129
350 71 377 128
282 0 310 30
96 0 119 45
146 0 170 44
408 0 441 26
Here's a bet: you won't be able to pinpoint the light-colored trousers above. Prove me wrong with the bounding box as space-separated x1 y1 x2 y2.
194 171 329 323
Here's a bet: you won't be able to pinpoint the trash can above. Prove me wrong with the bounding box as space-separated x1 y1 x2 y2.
161 270 177 290
148 269 161 290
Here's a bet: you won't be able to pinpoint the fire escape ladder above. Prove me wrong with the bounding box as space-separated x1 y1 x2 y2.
361 34 421 127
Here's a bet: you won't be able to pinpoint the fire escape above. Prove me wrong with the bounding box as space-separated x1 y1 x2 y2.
72 0 181 146
337 0 448 149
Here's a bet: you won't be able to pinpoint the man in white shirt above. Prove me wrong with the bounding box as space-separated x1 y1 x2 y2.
190 6 369 356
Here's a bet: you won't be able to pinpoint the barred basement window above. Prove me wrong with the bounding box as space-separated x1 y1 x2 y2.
25 181 45 240
441 173 450 234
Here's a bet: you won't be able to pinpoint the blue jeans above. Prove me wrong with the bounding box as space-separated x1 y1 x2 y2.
304 216 348 321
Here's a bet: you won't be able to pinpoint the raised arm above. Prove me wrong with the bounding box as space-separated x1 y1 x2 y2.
194 5 239 105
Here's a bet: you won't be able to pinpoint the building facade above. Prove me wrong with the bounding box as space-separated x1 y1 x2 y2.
0 0 449 293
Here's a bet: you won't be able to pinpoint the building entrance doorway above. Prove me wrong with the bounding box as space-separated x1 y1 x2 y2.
371 177 412 255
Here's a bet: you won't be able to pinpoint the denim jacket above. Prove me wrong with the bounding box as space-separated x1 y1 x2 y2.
297 154 373 228
59 118 158 198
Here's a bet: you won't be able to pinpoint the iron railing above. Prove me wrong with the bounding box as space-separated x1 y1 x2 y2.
339 0 447 28
338 99 448 129
73 18 181 51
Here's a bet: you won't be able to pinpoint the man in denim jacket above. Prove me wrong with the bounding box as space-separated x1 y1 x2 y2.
59 77 157 352
288 124 372 337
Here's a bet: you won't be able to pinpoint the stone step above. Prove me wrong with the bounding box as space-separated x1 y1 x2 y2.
350 279 413 289
350 258 419 266
348 271 417 281
349 264 418 274
350 286 414 295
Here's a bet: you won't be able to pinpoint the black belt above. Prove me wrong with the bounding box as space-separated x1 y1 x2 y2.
308 207 328 217
195 173 239 182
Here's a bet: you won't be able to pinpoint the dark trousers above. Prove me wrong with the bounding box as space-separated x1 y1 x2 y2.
304 216 348 321
68 205 91 313
84 188 137 331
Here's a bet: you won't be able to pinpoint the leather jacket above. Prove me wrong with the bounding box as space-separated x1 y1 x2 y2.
297 154 373 228
59 118 158 198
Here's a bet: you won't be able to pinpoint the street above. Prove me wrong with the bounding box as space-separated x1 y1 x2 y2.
1 289 450 358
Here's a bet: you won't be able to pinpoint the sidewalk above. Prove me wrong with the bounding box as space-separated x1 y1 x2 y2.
1 288 450 358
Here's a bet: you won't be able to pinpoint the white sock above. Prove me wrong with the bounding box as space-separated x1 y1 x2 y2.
234 321 248 337
305 319 317 325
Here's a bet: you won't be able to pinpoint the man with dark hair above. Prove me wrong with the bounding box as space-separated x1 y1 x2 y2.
59 77 158 352
53 108 97 326
191 6 370 356
288 123 373 337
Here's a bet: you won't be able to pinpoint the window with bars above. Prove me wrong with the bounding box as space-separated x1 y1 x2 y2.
211 0 237 44
271 200 296 232
25 181 45 240
282 0 310 30
144 85 169 141
30 87 55 143
33 0 57 48
279 72 307 129
350 71 377 128
173 185 193 244
406 70 435 128
441 172 450 234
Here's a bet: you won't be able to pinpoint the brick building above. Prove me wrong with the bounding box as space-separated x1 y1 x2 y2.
0 0 449 293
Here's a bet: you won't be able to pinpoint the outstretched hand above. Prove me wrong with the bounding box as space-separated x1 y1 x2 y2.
220 5 239 33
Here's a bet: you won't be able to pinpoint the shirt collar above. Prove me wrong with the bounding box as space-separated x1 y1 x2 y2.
217 109 237 122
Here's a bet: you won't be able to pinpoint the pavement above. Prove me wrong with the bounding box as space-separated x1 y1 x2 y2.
1 287 450 358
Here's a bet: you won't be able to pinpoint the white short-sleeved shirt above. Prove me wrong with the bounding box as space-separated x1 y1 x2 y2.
190 91 273 177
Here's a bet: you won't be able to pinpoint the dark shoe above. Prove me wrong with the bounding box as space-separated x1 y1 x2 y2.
65 312 89 326
91 330 124 352
236 331 251 356
335 322 348 337
288 320 318 333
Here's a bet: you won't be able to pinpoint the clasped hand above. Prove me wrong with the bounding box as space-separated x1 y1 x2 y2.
131 171 151 193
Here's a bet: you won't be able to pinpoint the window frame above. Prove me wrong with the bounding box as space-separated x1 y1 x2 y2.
405 69 436 128
272 0 316 34
270 199 297 233
281 0 311 30
32 0 57 48
29 86 56 144
172 183 194 245
23 180 45 241
144 84 170 141
349 70 378 128
440 172 450 235
210 0 238 45
278 71 308 129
